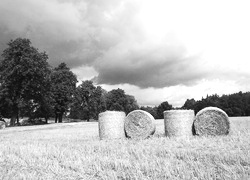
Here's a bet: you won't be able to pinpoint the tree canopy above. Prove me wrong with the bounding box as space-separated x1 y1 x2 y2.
0 38 51 125
156 101 173 119
69 80 106 121
105 88 139 114
181 92 250 116
50 63 77 123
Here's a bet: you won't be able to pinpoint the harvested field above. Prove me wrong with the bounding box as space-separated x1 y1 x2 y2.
0 117 250 179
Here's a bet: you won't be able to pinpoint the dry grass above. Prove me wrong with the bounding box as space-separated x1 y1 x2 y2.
0 117 250 179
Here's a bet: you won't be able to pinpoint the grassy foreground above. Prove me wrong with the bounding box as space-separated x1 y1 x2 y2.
0 117 250 180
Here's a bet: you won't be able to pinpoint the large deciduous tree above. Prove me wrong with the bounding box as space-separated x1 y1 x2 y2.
182 98 196 110
105 88 139 114
140 106 157 118
156 101 172 119
0 38 51 126
51 63 77 123
124 95 139 114
70 80 106 121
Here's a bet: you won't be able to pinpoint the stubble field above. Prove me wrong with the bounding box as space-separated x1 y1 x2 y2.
0 117 250 180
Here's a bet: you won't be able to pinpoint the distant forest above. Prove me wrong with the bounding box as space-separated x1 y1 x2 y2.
181 91 250 116
140 91 250 118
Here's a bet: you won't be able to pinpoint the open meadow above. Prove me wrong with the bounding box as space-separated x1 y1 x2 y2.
0 117 250 180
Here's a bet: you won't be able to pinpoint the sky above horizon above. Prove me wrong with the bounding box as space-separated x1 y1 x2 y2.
0 0 250 107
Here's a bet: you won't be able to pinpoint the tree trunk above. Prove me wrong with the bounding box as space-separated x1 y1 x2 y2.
58 113 63 123
10 114 16 126
55 113 58 123
45 116 48 124
86 108 90 122
10 103 19 126
16 109 19 125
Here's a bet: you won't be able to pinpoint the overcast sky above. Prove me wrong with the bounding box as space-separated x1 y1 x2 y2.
1 0 250 107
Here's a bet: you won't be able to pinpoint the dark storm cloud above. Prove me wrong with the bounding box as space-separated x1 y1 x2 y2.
0 0 139 67
0 0 86 66
93 42 206 88
0 0 208 88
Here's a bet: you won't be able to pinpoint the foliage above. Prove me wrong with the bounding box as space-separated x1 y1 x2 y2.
105 88 139 114
156 101 173 119
0 38 51 125
33 94 54 123
140 106 158 118
182 98 196 110
69 80 106 121
182 91 250 116
0 85 12 118
50 63 77 123
124 95 139 114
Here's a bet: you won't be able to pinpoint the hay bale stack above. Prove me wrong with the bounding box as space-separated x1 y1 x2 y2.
0 121 6 129
125 110 155 139
164 110 194 137
98 111 126 140
193 107 230 136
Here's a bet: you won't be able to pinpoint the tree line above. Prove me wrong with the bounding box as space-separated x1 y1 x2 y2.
0 38 175 124
0 38 249 126
181 92 250 116
140 92 250 118
0 38 143 125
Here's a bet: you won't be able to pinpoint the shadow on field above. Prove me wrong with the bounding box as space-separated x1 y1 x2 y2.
63 118 97 123
5 118 97 128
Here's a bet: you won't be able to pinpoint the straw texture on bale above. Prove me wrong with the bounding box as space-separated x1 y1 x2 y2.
125 110 155 139
194 107 230 136
98 111 126 140
0 121 6 129
164 110 194 137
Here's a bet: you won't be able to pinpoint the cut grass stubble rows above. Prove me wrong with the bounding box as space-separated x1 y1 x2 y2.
0 117 250 179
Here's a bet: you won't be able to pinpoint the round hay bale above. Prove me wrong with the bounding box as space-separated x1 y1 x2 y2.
125 110 155 139
0 120 6 129
98 111 126 140
194 107 230 136
164 110 194 137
